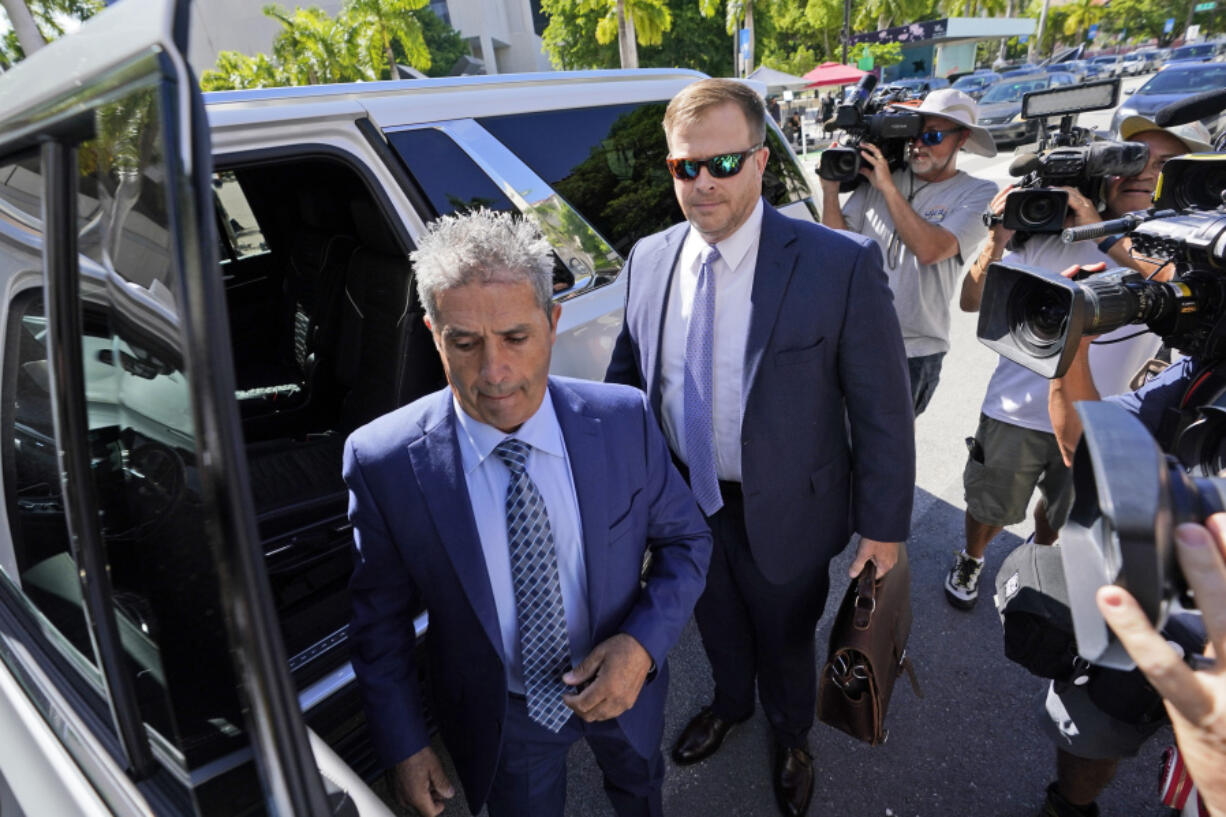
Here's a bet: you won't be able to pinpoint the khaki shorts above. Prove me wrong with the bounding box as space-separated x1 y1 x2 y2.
963 414 1073 528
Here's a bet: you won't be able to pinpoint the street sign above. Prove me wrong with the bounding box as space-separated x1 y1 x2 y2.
1196 2 1215 11
1019 34 1029 43
1087 23 1099 40
857 55 874 70
1165 16 1176 33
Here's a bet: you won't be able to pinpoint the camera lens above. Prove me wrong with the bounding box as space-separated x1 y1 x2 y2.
1007 278 1070 358
1018 194 1059 229
831 151 858 178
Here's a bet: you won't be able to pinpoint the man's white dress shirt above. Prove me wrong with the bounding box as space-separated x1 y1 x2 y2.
453 390 591 694
660 197 762 483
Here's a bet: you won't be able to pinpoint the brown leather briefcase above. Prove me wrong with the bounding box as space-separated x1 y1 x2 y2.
816 544 919 745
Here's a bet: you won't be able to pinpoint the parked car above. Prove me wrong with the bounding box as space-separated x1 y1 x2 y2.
1089 54 1125 76
1119 51 1149 76
952 71 1002 99
1132 48 1163 72
1000 63 1045 79
0 2 819 815
878 76 951 100
1167 42 1219 64
1046 60 1091 82
977 72 1081 145
1111 60 1226 136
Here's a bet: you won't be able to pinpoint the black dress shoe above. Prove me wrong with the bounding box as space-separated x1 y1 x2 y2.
773 744 814 817
671 708 746 765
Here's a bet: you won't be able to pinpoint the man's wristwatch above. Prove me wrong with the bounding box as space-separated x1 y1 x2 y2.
1097 234 1122 254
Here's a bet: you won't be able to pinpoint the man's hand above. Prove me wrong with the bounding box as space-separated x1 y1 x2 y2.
1097 515 1226 817
848 537 901 578
858 142 898 192
985 184 1016 247
392 746 455 817
1059 186 1101 227
561 633 653 722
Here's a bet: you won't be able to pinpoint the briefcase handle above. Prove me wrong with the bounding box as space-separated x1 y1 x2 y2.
853 561 877 630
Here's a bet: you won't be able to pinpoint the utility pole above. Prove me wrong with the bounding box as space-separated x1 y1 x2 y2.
841 0 851 63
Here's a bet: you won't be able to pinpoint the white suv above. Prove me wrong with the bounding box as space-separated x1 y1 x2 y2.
0 1 816 815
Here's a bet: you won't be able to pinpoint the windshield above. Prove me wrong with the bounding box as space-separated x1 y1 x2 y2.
953 76 988 89
1092 56 1117 64
980 78 1049 103
1172 44 1214 59
890 79 927 89
1137 65 1226 94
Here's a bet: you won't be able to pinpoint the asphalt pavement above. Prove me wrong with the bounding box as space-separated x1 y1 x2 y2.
384 73 1175 817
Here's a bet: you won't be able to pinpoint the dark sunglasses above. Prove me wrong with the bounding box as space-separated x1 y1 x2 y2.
915 128 965 146
666 145 763 181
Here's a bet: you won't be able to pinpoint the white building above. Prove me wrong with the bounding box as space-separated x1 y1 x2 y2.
186 0 552 78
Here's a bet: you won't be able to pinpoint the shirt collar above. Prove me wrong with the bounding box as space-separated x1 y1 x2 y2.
684 197 764 272
453 386 566 475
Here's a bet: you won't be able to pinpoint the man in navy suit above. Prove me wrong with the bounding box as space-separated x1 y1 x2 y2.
345 210 712 817
606 79 915 816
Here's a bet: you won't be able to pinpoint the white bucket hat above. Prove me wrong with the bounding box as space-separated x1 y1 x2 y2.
1117 115 1214 154
889 88 997 158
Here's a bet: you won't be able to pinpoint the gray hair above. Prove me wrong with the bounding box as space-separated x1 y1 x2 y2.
411 209 555 324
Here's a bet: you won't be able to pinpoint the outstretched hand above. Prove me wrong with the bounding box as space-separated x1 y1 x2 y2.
1097 515 1226 817
562 633 653 722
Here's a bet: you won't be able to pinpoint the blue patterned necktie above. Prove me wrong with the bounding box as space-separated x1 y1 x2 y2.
493 437 574 732
684 244 723 516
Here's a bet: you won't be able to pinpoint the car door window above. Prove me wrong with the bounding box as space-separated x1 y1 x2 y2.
387 127 515 216
478 103 812 257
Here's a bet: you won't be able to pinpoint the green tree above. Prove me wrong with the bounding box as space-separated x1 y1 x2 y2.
408 7 468 76
200 0 448 90
699 0 758 75
346 0 430 77
581 0 672 68
0 0 101 63
1061 0 1101 44
542 0 727 73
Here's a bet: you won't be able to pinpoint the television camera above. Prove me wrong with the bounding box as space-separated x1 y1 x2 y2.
986 79 1148 234
978 144 1226 671
816 74 924 192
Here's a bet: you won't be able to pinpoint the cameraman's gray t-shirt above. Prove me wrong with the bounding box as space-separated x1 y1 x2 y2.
842 168 998 357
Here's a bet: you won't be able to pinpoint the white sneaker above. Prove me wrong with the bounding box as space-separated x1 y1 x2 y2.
944 550 984 610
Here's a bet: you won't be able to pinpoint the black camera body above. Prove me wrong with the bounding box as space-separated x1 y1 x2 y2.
987 80 1145 234
818 74 924 192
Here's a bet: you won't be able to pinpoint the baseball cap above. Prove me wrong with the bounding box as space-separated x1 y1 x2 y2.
1117 115 1214 154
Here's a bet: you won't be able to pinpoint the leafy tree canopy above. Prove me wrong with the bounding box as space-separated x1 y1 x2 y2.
199 0 473 91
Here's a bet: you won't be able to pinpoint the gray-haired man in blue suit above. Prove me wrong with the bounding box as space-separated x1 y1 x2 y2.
346 210 712 817
606 78 916 817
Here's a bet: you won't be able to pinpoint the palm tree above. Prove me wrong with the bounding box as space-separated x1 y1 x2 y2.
346 0 432 78
699 0 755 75
588 0 671 69
1062 0 1101 45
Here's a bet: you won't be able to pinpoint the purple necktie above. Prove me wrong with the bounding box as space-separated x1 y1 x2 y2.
684 245 723 516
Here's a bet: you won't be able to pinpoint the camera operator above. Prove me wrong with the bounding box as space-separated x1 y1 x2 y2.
945 119 1212 616
1098 517 1226 817
820 89 998 416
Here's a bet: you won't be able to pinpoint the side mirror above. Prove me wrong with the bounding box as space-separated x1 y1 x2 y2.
1125 88 1135 95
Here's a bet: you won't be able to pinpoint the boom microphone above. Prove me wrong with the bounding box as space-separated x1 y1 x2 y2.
1154 87 1226 129
1009 151 1042 177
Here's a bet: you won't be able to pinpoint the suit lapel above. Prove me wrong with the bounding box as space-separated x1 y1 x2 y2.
744 203 799 398
644 225 688 417
550 380 608 637
407 401 504 660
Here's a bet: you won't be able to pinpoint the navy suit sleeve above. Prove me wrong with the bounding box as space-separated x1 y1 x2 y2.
344 435 430 768
606 242 644 389
618 392 712 669
836 240 916 542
